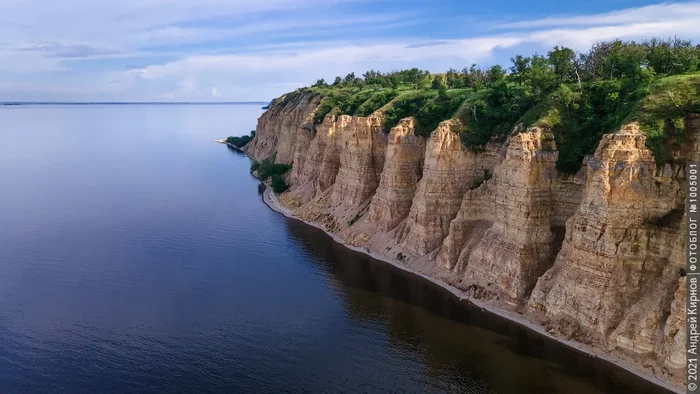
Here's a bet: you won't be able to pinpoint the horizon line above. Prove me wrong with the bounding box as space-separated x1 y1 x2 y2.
0 101 270 105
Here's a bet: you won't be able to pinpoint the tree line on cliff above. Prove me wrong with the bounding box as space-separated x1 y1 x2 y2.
313 37 699 93
301 37 699 173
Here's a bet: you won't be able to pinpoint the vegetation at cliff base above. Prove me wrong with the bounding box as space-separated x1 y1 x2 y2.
270 175 289 193
274 37 700 174
250 153 292 193
226 130 255 148
251 153 291 180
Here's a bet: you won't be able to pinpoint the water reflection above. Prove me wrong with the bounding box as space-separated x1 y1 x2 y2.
282 217 670 394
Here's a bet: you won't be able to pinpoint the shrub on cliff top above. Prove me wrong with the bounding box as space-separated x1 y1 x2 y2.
313 91 353 124
414 89 472 137
636 73 700 163
381 92 432 133
354 89 398 117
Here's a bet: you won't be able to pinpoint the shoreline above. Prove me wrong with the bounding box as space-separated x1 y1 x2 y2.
260 186 681 394
214 139 245 153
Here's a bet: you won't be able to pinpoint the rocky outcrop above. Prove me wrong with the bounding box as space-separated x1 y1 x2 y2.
368 118 424 232
330 115 387 209
663 278 687 370
245 90 320 163
395 121 501 257
283 115 343 207
528 124 686 379
285 114 387 231
436 128 559 301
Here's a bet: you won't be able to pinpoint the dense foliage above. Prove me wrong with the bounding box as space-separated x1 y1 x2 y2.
270 174 289 193
382 92 431 133
226 130 255 148
278 37 700 173
251 153 292 181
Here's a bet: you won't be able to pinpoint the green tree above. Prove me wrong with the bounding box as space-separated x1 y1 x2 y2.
646 37 700 75
431 75 446 90
528 55 555 99
553 84 578 113
548 46 576 83
468 64 489 90
437 82 448 98
271 175 289 193
343 72 358 85
510 55 531 85
489 65 506 83
639 65 656 87
415 70 431 90
445 68 459 88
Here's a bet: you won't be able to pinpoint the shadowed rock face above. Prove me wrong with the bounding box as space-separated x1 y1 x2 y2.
244 92 697 388
330 115 387 209
369 118 424 233
245 91 320 164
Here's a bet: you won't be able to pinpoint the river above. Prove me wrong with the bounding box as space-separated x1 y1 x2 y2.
0 104 668 393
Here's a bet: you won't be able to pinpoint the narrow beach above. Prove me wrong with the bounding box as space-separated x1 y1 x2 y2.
260 186 681 394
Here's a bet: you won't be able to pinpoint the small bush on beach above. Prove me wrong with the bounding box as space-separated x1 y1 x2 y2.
253 153 292 181
271 175 289 193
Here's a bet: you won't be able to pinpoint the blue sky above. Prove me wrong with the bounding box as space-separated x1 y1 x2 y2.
1 0 699 102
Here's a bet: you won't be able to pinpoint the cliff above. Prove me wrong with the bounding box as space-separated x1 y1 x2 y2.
240 76 699 389
436 127 560 302
244 90 320 164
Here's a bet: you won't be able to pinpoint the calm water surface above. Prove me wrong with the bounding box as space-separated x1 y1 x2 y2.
0 105 669 393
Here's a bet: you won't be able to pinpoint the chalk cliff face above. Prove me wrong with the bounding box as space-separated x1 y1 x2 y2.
395 121 501 257
244 94 694 388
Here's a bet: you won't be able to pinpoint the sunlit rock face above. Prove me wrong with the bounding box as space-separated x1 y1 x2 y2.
529 123 686 378
396 120 500 257
436 128 559 302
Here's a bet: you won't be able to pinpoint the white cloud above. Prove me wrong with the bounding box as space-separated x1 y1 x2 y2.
0 1 699 101
500 2 700 29
125 2 700 101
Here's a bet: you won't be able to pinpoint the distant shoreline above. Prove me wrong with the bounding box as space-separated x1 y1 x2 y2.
0 101 268 106
214 140 245 153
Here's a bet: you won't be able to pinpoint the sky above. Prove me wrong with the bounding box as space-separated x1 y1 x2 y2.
1 0 700 102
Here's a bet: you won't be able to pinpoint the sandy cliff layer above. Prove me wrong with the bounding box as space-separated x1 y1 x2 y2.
436 128 560 303
368 118 424 233
244 95 694 389
394 121 501 257
245 91 320 163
